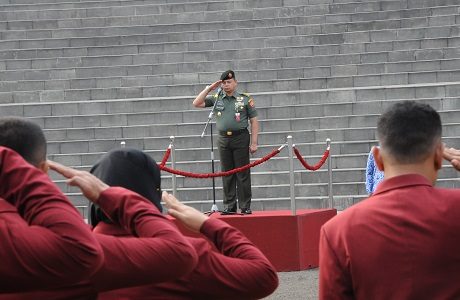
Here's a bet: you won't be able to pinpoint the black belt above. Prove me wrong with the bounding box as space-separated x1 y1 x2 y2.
219 129 247 137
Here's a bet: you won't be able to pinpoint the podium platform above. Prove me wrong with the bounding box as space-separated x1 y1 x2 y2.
173 208 337 271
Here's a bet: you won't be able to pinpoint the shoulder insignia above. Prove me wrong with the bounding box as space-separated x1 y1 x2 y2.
213 93 219 99
248 97 255 108
241 92 251 98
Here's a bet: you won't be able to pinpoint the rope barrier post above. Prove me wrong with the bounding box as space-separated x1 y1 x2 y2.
327 138 333 209
120 141 126 148
287 135 296 216
170 136 177 197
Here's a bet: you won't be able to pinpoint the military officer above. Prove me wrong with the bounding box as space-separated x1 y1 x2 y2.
192 70 259 214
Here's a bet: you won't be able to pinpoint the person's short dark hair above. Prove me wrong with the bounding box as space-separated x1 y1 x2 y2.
377 101 442 164
89 148 162 226
220 70 235 81
0 117 47 167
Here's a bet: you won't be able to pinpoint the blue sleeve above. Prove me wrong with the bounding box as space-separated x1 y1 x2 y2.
365 152 375 194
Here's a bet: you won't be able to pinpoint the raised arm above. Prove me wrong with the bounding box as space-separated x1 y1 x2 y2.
47 161 198 291
192 80 221 108
0 147 103 292
164 192 278 299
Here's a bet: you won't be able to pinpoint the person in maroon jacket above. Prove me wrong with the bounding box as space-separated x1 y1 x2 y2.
0 117 198 299
90 148 279 300
319 101 460 300
0 146 104 293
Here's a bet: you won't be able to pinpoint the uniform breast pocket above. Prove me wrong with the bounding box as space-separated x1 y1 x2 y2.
215 100 225 111
234 103 245 112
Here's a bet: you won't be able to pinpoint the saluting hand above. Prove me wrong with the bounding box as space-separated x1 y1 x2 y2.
443 146 460 171
163 191 208 233
208 80 222 91
47 160 109 203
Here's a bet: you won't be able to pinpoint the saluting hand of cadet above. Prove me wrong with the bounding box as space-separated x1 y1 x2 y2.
163 191 208 233
48 160 109 203
443 146 460 171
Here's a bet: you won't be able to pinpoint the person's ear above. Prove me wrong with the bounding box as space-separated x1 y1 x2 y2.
38 160 49 173
373 146 384 172
434 142 444 170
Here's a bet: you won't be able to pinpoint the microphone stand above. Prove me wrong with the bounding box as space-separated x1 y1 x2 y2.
201 93 223 215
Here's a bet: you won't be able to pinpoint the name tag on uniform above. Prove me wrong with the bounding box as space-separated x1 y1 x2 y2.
215 99 225 111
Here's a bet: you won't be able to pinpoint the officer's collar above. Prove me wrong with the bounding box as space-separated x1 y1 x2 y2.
223 91 240 98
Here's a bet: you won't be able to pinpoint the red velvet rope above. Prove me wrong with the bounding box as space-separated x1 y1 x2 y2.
159 147 171 167
158 148 281 178
293 147 329 171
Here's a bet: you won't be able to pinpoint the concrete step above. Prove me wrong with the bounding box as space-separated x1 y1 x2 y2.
1 5 458 45
29 106 460 144
1 18 457 56
44 139 359 167
1 35 458 72
1 22 459 60
0 44 458 78
1 0 445 22
1 79 459 108
2 59 460 96
0 21 459 59
43 141 459 178
41 125 460 167
40 120 460 160
0 0 265 13
0 0 276 21
24 97 454 130
45 134 460 178
3 69 460 103
47 140 459 177
2 0 458 27
2 5 458 35
3 90 459 118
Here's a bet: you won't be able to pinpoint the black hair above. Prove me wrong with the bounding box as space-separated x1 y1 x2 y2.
89 148 163 226
377 101 442 164
0 117 47 167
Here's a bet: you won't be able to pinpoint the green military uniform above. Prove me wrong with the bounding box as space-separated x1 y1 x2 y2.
204 90 257 212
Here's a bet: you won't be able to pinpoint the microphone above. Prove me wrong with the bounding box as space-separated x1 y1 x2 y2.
201 87 221 138
216 87 222 96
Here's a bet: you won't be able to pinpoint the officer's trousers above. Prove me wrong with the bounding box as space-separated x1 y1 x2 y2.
217 130 252 211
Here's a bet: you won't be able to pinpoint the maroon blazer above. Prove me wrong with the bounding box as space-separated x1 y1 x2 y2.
0 146 103 293
320 174 460 300
97 218 279 300
1 187 198 299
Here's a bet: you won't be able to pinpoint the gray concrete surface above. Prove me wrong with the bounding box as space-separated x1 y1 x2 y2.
265 269 319 299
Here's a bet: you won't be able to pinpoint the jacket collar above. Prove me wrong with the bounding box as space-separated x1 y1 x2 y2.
223 91 240 99
373 173 433 196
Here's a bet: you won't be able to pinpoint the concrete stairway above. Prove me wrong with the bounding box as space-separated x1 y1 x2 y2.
0 0 459 216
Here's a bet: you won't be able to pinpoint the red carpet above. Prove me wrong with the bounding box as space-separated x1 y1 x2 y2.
172 209 337 271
